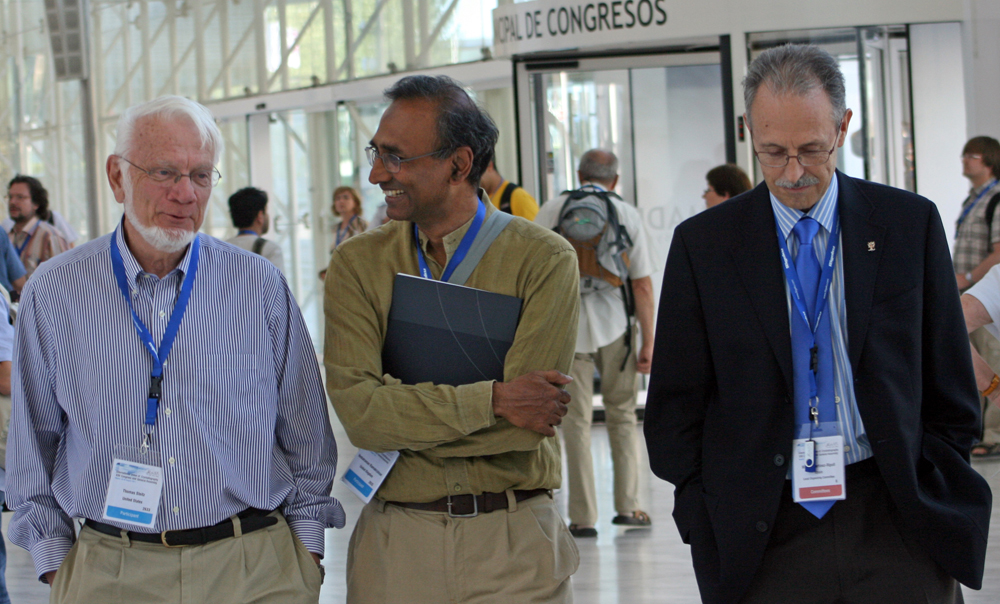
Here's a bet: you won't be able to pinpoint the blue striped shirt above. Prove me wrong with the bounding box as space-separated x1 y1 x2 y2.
770 176 873 465
7 224 345 578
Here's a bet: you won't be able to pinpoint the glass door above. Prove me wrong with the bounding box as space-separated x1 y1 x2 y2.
516 51 728 303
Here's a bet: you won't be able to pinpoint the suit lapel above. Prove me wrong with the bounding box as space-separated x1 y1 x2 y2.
733 183 795 398
837 172 886 371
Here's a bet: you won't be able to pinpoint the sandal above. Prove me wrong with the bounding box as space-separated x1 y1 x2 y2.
568 524 598 538
971 442 1000 458
611 510 652 526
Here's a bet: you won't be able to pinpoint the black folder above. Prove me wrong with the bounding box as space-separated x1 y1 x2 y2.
382 273 523 386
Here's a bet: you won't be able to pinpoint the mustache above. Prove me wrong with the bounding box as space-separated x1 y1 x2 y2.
775 174 821 189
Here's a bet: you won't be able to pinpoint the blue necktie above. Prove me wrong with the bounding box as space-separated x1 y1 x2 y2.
791 217 836 519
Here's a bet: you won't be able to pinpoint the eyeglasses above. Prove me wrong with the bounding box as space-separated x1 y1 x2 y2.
365 146 447 174
962 153 983 160
117 156 221 188
752 134 839 168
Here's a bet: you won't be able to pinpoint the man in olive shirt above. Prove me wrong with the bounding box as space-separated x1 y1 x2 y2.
324 75 581 603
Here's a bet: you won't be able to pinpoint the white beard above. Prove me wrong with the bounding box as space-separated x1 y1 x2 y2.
122 178 196 254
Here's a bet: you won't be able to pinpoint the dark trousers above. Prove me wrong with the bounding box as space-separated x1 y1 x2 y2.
741 458 962 604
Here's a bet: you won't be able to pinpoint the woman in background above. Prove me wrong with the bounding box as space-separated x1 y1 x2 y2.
332 186 368 248
702 163 752 208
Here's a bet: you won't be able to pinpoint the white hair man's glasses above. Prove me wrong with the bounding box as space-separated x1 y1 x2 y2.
117 155 221 188
365 146 446 174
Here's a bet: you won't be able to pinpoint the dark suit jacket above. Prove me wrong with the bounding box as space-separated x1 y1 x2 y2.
645 172 992 604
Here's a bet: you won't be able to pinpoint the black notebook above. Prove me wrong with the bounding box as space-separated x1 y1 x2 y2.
382 273 523 386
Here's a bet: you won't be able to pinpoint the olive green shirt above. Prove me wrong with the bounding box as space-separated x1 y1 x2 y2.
324 202 579 503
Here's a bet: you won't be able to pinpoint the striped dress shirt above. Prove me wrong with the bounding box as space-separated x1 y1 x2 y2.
770 175 873 465
7 224 344 579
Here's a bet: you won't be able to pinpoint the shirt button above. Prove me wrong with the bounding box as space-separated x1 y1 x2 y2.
773 454 785 466
454 484 462 492
159 310 167 319
835 396 841 404
756 521 768 533
165 408 171 416
173 506 180 515
844 445 851 452
169 457 175 466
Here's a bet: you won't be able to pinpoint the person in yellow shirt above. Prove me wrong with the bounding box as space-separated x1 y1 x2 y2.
480 159 540 220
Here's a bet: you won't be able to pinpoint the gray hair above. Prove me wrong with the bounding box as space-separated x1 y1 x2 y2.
743 44 847 129
578 149 618 183
113 95 224 164
384 75 498 186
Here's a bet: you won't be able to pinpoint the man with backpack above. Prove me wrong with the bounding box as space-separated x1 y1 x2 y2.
953 135 1000 457
481 158 540 220
535 148 656 537
226 186 285 274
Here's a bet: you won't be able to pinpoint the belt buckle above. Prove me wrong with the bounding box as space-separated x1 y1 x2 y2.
160 530 186 548
447 494 478 518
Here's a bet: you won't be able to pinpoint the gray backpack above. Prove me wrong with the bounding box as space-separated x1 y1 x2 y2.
556 188 633 294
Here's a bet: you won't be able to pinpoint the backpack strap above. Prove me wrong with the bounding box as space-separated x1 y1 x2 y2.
447 209 515 286
498 182 519 214
986 192 1000 244
252 237 266 255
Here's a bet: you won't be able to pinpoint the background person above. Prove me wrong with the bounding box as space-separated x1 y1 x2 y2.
226 186 284 274
534 148 656 538
951 135 1000 457
702 163 753 208
480 158 539 220
6 176 67 278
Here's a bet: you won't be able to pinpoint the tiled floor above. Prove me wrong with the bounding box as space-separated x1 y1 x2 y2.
4 414 1000 603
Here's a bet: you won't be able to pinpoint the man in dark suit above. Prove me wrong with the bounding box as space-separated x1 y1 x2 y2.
645 44 991 604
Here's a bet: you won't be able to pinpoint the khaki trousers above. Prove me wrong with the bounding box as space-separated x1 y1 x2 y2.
50 511 322 604
346 492 578 604
971 328 1000 445
563 329 641 526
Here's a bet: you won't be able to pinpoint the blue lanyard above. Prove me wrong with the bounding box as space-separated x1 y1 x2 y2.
956 179 999 234
14 223 38 256
413 200 486 282
336 215 357 247
776 213 841 424
110 232 200 438
238 229 257 236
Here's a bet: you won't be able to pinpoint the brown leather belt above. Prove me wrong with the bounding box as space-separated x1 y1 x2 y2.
388 488 551 518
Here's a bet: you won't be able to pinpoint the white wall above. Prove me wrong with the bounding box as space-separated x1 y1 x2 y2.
963 0 1000 139
910 22 968 251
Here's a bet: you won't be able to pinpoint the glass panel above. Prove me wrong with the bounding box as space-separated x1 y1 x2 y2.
631 63 726 290
535 69 634 203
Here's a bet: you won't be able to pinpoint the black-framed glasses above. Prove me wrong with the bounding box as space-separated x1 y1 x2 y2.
365 146 447 173
117 155 221 188
752 134 839 168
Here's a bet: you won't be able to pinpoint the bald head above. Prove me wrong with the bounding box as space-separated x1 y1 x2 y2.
578 149 618 188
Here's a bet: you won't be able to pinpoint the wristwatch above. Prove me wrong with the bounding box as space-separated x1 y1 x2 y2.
965 271 974 285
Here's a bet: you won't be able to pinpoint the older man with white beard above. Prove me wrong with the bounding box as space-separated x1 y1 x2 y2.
5 95 343 604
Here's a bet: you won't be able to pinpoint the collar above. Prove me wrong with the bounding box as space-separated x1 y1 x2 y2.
580 181 608 192
12 216 39 237
769 171 840 240
971 178 999 196
114 218 196 288
414 193 494 264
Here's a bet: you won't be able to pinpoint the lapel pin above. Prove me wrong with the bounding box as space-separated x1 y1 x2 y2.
867 241 876 252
